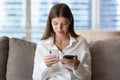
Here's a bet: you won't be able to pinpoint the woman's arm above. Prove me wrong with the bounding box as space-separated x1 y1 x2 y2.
73 38 91 80
32 42 48 80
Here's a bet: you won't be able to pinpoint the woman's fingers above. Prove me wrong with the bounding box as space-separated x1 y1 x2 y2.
61 55 80 69
61 58 73 65
44 55 59 67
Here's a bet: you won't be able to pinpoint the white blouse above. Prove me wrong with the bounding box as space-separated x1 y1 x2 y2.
32 36 91 80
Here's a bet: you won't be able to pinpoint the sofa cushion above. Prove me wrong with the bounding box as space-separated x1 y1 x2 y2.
90 36 120 80
0 36 9 80
6 38 36 80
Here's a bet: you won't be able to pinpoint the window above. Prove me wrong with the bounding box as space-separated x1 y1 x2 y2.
100 0 120 30
0 0 120 43
0 0 26 39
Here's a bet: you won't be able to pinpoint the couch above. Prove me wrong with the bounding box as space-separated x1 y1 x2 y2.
0 33 120 80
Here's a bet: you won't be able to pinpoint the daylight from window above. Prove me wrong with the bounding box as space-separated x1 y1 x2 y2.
0 0 120 43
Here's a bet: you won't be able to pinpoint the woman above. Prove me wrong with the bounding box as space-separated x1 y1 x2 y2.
33 3 91 80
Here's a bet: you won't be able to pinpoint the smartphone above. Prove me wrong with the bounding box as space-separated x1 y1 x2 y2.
49 49 59 58
63 55 74 59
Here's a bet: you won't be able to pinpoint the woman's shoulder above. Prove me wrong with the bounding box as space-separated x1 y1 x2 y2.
76 35 89 47
37 36 53 45
76 35 87 42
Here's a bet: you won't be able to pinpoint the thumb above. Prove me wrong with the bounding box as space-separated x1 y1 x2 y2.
73 55 78 59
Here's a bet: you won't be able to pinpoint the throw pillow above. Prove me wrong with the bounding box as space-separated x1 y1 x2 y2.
6 38 36 80
90 36 120 80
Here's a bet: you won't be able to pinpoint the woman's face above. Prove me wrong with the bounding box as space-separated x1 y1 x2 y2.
51 16 70 37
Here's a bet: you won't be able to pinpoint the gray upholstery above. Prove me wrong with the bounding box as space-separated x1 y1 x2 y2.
90 36 120 80
6 38 36 80
0 36 9 80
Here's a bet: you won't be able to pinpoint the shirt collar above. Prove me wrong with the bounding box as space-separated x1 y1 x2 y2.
70 35 77 44
46 35 77 46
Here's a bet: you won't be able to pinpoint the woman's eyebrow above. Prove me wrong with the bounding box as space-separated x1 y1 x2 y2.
52 21 57 22
52 21 69 23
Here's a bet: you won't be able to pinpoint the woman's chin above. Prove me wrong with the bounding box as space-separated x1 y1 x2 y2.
56 33 64 36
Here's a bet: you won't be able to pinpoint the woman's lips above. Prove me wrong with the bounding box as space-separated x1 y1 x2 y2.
57 31 63 33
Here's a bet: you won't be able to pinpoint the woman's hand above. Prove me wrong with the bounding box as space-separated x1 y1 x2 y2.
61 55 80 69
44 55 59 67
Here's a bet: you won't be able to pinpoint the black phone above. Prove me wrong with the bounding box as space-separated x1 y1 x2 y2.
63 55 74 59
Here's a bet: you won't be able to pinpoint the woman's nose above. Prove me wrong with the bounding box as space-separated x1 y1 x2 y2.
58 24 62 29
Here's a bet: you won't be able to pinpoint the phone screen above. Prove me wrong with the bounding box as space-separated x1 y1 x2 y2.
49 49 59 58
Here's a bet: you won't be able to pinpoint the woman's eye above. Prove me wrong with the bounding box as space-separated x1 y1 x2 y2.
62 23 68 25
53 22 58 25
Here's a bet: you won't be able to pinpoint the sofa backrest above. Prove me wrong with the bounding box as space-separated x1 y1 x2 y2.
0 36 9 80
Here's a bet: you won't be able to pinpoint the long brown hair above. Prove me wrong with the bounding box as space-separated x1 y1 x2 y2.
41 3 79 40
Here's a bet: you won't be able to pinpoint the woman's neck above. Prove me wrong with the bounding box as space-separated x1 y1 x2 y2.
54 35 70 51
54 35 70 43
